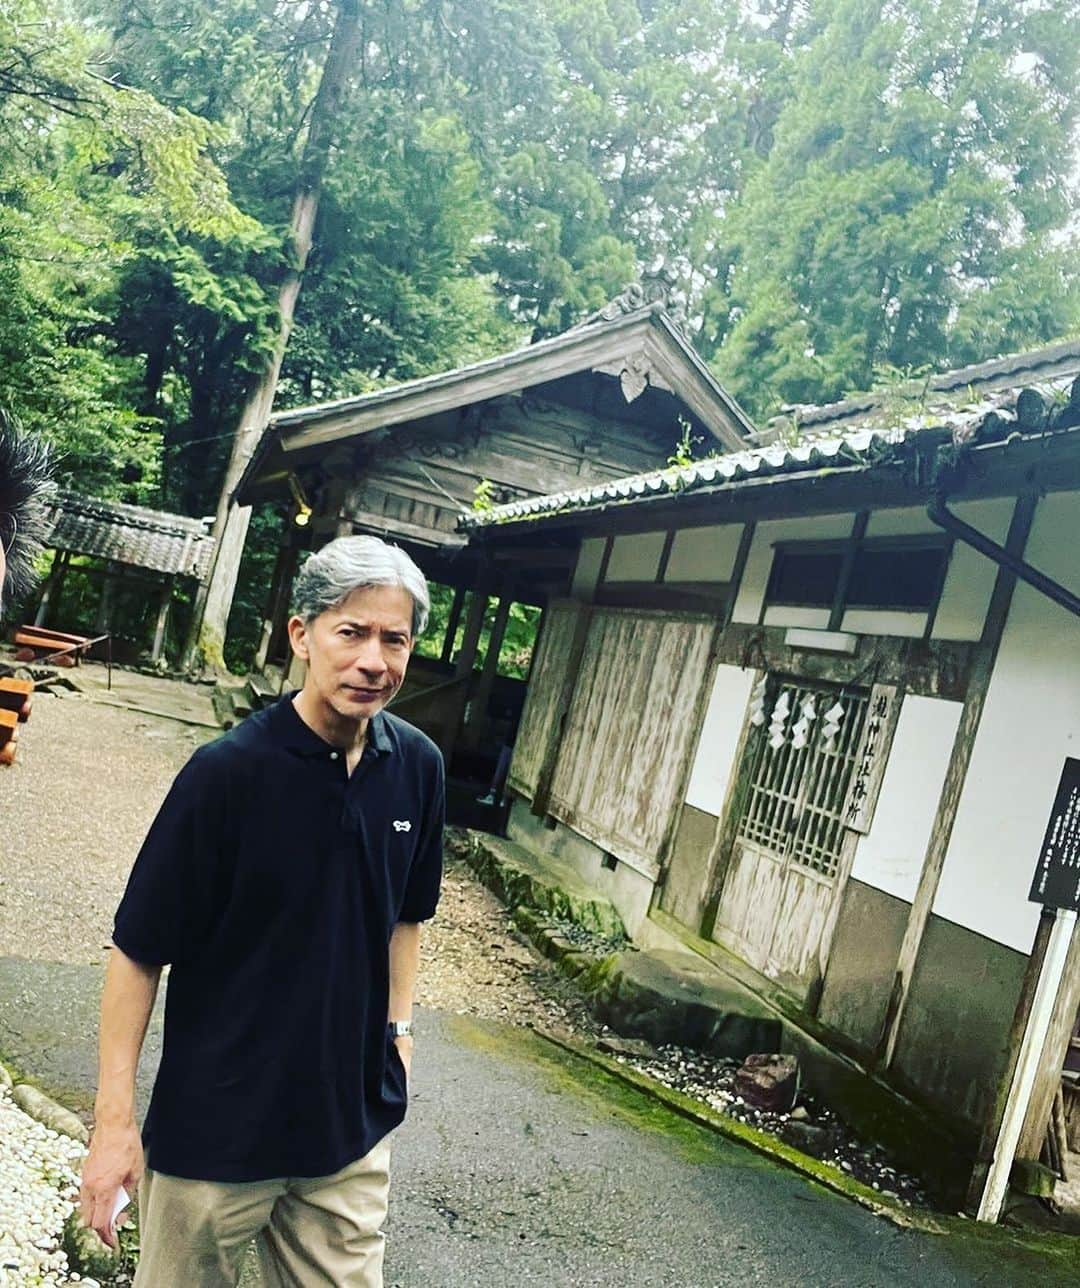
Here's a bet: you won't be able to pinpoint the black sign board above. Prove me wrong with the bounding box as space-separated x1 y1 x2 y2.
1029 757 1080 911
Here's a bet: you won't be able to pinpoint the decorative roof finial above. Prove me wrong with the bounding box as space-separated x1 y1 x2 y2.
577 264 687 330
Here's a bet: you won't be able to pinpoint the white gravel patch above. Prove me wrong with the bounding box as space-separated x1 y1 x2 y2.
0 1088 87 1286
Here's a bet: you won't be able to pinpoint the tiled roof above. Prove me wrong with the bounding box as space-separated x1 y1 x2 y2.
462 356 1080 531
43 492 214 578
770 337 1080 434
460 428 908 529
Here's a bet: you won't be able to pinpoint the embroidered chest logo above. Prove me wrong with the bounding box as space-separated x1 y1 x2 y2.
393 820 412 833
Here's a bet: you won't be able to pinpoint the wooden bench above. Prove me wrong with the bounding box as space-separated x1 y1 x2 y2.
13 625 93 667
0 676 33 722
0 678 34 765
0 708 19 765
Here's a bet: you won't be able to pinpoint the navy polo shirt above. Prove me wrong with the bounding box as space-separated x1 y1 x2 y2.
112 694 444 1182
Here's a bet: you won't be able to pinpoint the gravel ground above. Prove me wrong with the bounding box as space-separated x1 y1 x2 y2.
0 691 210 964
614 1045 929 1205
0 1088 85 1286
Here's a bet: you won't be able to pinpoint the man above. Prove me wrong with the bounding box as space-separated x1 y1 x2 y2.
0 411 52 618
80 534 445 1287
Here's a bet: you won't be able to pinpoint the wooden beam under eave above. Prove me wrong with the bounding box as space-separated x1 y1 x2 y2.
491 547 576 567
343 509 468 550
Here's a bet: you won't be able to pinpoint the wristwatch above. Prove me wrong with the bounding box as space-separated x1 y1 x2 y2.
389 1020 413 1038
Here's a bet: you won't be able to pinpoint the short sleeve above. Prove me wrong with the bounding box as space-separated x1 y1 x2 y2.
397 750 445 923
112 746 231 965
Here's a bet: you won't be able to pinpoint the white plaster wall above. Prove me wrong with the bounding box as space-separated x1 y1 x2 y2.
933 491 1080 953
571 538 606 599
606 530 666 582
851 695 963 903
865 506 938 538
685 664 756 816
762 606 832 629
863 498 1013 642
731 514 855 623
840 609 927 638
664 524 743 583
931 499 1014 642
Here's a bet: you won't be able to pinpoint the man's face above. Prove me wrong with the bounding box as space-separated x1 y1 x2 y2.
288 584 415 723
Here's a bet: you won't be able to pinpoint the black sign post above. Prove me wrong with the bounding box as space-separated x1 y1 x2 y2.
1029 757 1080 911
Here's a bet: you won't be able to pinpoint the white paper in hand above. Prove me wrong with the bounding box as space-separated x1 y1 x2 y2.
110 1186 130 1234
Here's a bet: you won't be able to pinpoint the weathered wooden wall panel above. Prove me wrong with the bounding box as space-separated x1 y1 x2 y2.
342 395 674 546
508 601 579 797
547 608 715 877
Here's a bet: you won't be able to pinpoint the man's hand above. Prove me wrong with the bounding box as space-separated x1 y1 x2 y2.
79 1120 143 1250
394 1034 414 1084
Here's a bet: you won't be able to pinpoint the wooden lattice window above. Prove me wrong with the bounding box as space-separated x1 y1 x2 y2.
737 679 869 879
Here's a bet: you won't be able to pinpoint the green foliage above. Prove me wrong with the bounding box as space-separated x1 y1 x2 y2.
0 0 270 504
471 479 497 514
666 416 705 470
412 583 459 664
497 601 542 680
223 504 285 673
413 585 539 680
706 0 1080 420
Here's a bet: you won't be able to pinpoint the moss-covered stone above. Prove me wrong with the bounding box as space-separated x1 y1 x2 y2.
462 833 627 941
580 948 783 1058
1011 1158 1058 1199
12 1082 89 1144
62 1212 119 1281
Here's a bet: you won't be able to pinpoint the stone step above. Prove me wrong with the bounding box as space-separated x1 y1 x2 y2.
246 672 279 707
462 833 779 1060
466 834 627 942
228 686 253 719
211 685 236 729
583 948 782 1059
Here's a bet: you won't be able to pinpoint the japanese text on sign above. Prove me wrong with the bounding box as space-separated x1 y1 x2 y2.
843 685 897 835
1029 758 1080 911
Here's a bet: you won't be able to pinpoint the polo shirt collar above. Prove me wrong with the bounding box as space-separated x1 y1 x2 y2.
272 692 393 759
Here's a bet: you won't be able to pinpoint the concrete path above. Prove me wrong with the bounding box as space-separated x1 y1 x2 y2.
1 959 1076 1287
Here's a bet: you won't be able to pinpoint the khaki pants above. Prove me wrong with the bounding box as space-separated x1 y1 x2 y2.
132 1139 392 1288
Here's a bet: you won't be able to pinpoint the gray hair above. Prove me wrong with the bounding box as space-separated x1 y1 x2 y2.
291 535 430 636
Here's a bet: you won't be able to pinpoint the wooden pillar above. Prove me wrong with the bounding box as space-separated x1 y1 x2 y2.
255 541 300 672
875 492 1038 1069
454 582 491 680
440 567 493 765
95 560 118 634
441 584 467 665
465 593 512 745
150 581 172 663
33 550 68 627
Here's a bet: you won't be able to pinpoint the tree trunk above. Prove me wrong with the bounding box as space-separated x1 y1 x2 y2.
181 0 363 673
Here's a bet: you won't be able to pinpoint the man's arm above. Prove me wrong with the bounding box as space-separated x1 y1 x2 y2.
389 921 422 1078
79 946 161 1248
